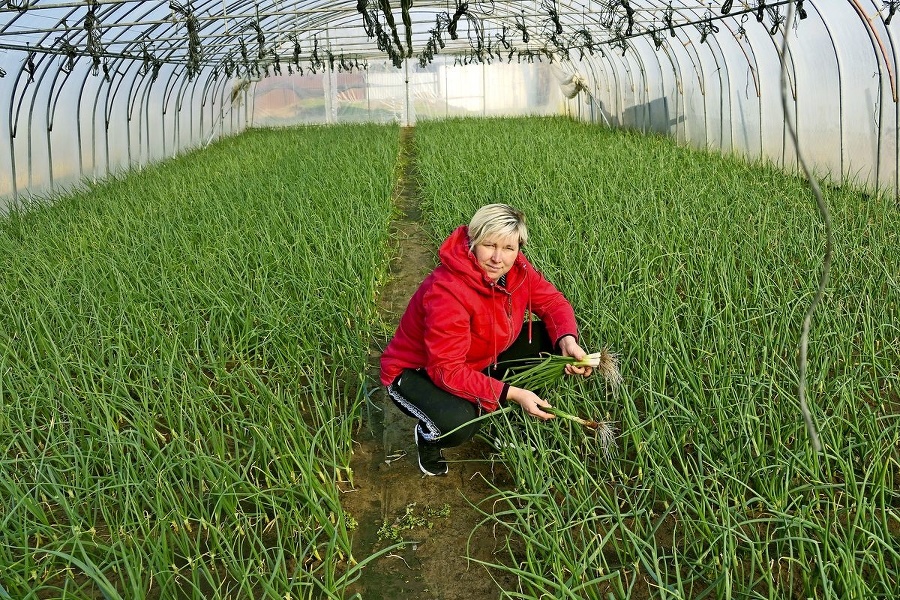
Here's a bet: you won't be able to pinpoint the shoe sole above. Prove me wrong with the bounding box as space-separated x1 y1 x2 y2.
415 427 448 476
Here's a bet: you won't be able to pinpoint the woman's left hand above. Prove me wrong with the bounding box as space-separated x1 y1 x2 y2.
559 336 593 377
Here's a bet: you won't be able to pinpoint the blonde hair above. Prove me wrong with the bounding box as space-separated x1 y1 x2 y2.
467 203 529 248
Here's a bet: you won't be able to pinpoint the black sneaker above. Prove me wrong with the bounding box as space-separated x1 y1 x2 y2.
414 427 448 476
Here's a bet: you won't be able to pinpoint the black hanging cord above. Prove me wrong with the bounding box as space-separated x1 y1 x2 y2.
170 1 202 80
697 9 719 43
24 49 36 82
767 5 785 35
249 20 265 59
57 37 78 74
357 0 375 37
885 1 899 25
542 0 563 35
514 12 529 43
664 3 676 37
401 0 413 58
619 0 635 37
289 34 301 66
496 23 511 50
378 0 405 57
448 0 469 40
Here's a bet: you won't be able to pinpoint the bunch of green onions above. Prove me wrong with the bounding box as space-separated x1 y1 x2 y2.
544 405 617 459
498 348 620 456
500 347 621 393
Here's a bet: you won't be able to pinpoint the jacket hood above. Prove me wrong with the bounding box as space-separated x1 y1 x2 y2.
438 225 526 293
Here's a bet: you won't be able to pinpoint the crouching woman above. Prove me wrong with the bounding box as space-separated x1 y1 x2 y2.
380 203 592 476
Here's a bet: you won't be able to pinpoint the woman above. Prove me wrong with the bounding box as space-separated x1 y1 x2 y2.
380 204 592 476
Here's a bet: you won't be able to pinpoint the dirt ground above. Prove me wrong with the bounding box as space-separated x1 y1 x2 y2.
339 128 521 600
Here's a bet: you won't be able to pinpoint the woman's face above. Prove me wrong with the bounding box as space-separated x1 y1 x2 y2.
473 232 520 281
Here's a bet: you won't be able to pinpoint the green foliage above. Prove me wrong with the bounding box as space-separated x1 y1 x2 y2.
0 124 399 599
415 116 900 600
376 503 452 542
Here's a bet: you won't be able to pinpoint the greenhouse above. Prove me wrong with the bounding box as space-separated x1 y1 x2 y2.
0 1 898 599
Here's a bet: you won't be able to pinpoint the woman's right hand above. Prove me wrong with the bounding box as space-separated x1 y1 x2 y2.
507 386 555 420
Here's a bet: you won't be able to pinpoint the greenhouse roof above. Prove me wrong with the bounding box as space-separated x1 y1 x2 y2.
0 1 811 79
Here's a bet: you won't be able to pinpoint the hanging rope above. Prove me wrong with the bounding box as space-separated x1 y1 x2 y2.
170 1 202 80
779 1 828 454
6 0 29 12
24 48 36 82
357 0 375 37
448 0 469 40
378 0 405 57
885 1 899 25
542 0 563 35
514 12 529 43
696 9 719 43
619 0 635 36
664 3 676 37
401 0 413 58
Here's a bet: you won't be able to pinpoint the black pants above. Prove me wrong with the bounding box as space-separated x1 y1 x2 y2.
386 321 554 448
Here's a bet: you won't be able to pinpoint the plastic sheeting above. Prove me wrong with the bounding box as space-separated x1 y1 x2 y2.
2 1 899 208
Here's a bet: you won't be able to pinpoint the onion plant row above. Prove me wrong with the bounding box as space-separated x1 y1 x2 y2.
414 116 899 599
0 124 399 599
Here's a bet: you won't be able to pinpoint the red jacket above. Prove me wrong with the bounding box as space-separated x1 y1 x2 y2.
380 225 578 412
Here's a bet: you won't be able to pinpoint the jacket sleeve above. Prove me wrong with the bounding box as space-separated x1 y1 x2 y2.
419 282 507 412
527 266 579 346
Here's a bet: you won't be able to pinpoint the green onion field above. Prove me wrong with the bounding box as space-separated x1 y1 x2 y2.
2 116 898 599
0 125 399 598
416 117 900 599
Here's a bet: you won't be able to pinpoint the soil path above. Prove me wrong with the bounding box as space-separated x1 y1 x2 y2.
340 127 518 600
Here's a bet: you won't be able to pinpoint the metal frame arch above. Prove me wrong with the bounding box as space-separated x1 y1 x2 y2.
868 0 900 197
111 55 150 168
844 0 896 189
162 65 187 157
578 50 612 125
716 17 764 160
636 30 672 134
660 14 710 149
182 67 214 150
16 44 60 189
799 2 846 185
141 66 162 165
607 33 643 131
595 43 628 127
639 30 682 137
207 71 235 143
655 36 688 143
626 35 660 133
198 68 225 143
693 19 732 153
42 52 79 188
743 11 799 169
172 66 213 157
583 46 621 126
52 1 152 185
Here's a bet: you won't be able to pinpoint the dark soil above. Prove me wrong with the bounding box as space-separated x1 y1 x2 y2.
340 128 520 600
